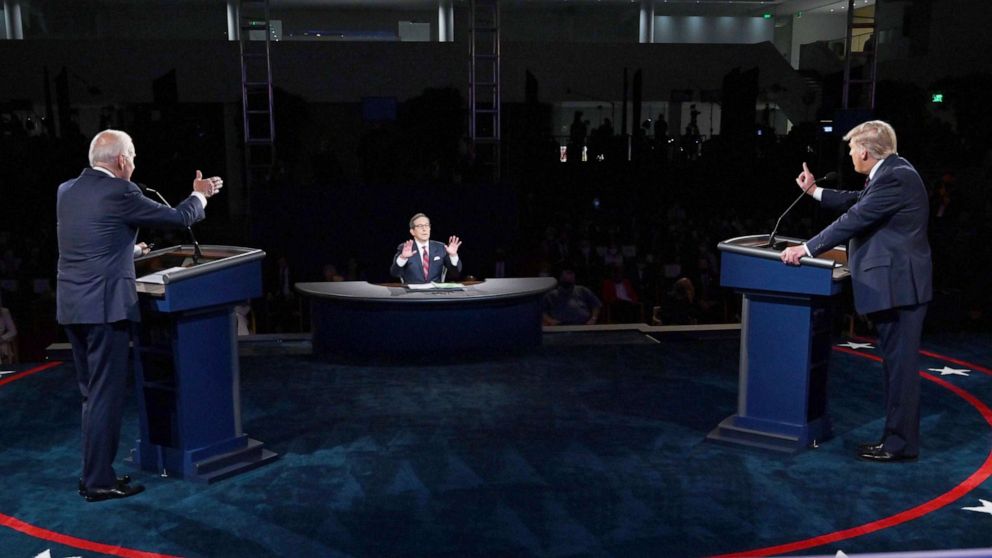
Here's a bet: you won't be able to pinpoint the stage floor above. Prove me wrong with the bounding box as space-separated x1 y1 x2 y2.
3 329 992 557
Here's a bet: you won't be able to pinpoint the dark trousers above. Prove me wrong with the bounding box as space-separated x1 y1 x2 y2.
870 302 928 456
65 320 133 490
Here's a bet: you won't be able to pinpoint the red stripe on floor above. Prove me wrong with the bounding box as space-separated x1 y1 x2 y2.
0 361 62 387
920 349 992 376
711 352 992 557
848 336 991 376
0 512 181 558
1 360 180 557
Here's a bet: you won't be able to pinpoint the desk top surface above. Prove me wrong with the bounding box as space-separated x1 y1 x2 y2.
296 277 557 303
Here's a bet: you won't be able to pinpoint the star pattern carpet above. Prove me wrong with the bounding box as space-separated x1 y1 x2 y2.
2 330 992 557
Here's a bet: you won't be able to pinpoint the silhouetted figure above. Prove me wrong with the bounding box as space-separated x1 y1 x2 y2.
543 269 601 325
601 265 641 323
568 111 587 163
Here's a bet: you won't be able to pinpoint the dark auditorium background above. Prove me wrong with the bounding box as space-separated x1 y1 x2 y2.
1 0 992 360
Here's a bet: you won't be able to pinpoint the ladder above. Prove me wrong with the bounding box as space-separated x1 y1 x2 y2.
469 0 500 182
239 0 276 187
841 0 878 110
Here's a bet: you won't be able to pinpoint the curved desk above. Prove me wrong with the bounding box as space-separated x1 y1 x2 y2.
296 278 557 356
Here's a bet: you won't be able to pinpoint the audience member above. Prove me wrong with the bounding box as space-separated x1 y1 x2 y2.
601 265 642 323
655 277 704 325
0 296 17 364
543 269 601 325
321 264 345 282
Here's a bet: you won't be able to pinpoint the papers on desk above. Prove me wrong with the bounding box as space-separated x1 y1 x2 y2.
136 267 187 285
405 282 465 290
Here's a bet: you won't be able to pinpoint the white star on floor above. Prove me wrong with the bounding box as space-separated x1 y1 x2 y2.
963 499 992 516
928 366 971 377
837 342 874 350
0 370 16 377
33 550 82 558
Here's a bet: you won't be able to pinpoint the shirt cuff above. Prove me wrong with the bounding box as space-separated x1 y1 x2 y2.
133 245 143 258
812 187 823 201
802 243 812 257
191 191 207 208
396 256 408 267
449 255 459 266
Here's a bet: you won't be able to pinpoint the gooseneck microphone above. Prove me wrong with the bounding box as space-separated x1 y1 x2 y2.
138 183 203 265
766 171 838 249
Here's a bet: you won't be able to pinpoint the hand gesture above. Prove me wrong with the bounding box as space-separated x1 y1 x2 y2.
446 235 461 256
796 162 816 194
193 170 224 198
400 240 416 259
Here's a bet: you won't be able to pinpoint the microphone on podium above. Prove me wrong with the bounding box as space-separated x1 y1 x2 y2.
138 183 203 265
766 171 838 250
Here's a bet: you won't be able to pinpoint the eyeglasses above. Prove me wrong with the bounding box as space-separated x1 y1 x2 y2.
413 223 431 229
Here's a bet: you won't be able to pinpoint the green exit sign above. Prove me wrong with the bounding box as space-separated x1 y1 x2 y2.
931 93 944 103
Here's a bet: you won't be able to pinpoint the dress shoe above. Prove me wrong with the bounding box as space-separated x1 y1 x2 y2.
82 482 144 502
858 448 917 462
79 475 131 496
857 441 884 453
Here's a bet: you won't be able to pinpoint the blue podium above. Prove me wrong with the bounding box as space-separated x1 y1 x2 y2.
133 245 277 482
707 235 850 452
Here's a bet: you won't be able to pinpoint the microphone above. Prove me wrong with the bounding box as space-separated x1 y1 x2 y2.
766 171 838 249
138 183 203 265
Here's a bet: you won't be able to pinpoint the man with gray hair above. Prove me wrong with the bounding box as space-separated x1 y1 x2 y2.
781 120 931 462
58 129 224 501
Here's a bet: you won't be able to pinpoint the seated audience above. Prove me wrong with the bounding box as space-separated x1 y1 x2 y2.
601 265 642 323
543 269 601 325
0 298 16 364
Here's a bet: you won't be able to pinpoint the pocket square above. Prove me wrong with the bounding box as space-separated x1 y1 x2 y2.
433 256 441 261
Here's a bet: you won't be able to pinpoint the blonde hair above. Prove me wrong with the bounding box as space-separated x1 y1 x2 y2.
88 129 134 167
843 120 897 160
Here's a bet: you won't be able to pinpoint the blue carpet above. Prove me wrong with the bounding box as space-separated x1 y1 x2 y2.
2 330 992 557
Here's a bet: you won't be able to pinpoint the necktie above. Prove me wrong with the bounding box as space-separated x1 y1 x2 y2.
422 246 430 281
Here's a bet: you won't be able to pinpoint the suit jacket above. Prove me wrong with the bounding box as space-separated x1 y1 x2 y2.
57 168 206 324
805 155 932 315
390 240 462 284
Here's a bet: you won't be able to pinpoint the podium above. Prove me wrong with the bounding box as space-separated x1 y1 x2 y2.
708 235 850 452
132 244 277 482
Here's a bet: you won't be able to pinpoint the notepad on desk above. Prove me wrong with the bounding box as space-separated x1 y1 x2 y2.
405 282 464 290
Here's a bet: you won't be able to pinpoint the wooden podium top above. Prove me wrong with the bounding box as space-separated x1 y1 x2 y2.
135 244 265 296
718 234 848 271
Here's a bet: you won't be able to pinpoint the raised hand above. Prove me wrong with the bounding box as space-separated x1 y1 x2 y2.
446 235 461 256
796 162 816 194
400 239 416 259
193 170 224 198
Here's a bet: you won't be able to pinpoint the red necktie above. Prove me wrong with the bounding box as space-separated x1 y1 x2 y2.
422 246 430 281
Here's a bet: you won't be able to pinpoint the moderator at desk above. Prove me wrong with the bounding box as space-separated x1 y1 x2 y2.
296 278 557 356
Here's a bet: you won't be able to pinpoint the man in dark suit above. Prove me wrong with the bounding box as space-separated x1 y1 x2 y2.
57 129 223 501
390 213 462 284
781 120 931 462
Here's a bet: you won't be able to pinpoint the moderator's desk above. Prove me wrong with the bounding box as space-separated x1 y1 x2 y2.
296 278 557 356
